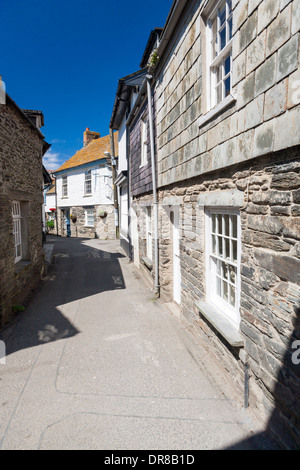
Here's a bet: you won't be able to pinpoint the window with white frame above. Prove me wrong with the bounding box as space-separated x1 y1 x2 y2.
141 115 148 167
206 208 240 327
105 176 113 200
146 206 152 259
12 201 22 263
62 176 68 197
206 0 233 109
84 170 92 195
120 185 128 235
85 208 94 227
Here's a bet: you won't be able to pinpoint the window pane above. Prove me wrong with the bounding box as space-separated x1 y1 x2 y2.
225 238 230 259
229 285 235 307
218 237 223 256
223 281 229 301
228 16 233 40
231 215 237 238
224 76 231 97
217 276 222 296
229 265 236 284
225 54 231 75
219 26 226 51
212 214 216 233
212 235 216 254
216 83 223 104
224 214 230 236
219 4 226 25
217 214 223 234
231 240 237 261
222 262 228 280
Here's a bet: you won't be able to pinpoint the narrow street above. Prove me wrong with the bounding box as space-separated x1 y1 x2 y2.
0 236 276 450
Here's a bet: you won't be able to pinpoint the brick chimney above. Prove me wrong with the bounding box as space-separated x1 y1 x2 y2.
83 128 100 147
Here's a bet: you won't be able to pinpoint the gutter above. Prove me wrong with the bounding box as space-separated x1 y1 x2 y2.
146 74 160 297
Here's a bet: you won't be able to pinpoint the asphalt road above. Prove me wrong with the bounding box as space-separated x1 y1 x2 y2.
0 236 278 450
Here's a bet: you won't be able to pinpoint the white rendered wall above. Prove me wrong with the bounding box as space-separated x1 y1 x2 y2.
45 193 56 212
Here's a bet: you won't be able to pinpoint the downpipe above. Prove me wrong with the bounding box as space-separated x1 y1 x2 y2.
146 74 160 297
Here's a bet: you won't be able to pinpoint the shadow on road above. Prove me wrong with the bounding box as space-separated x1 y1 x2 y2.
1 236 126 357
223 301 300 450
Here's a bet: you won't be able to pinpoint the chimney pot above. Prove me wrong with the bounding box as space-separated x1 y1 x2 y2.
83 128 100 147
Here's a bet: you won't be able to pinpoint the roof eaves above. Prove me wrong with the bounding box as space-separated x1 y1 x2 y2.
6 94 46 139
53 157 108 176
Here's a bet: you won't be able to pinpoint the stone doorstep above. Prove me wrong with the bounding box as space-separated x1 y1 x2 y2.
194 299 244 348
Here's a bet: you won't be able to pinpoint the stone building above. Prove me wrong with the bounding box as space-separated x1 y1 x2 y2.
54 130 118 240
109 68 148 259
0 94 50 325
126 0 300 449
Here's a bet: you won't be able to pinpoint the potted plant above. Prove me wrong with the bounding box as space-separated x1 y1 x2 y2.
98 210 107 219
70 214 77 223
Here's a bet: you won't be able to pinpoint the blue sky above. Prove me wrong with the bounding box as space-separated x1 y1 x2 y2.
0 0 172 170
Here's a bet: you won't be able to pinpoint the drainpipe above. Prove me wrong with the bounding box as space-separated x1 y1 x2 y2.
146 74 160 297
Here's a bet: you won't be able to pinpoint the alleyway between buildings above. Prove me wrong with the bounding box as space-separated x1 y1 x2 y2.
0 236 278 450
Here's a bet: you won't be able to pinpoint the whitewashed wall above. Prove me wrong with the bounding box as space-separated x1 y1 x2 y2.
118 118 127 173
56 164 113 207
45 193 56 212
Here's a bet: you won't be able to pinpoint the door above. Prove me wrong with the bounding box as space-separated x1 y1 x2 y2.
171 209 181 305
64 209 71 237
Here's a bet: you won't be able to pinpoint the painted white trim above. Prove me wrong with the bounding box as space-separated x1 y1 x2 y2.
205 207 241 330
198 92 236 128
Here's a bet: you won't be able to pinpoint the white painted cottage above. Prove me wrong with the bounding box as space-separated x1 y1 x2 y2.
53 129 118 239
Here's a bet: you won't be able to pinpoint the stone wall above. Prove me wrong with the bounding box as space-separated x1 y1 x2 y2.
154 0 300 187
157 149 300 449
0 99 44 325
128 0 300 447
57 205 116 240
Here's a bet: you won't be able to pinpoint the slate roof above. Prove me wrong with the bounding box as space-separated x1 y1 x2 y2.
55 132 118 173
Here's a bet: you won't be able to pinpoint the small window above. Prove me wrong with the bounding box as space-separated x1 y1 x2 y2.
85 209 94 227
207 0 233 109
141 115 148 167
12 201 22 263
146 206 152 259
84 170 92 195
62 176 68 197
206 208 240 327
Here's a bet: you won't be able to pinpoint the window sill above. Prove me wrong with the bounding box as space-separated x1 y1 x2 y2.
141 256 153 271
198 93 236 130
194 299 244 348
61 196 69 199
15 260 32 274
83 194 92 197
139 162 148 169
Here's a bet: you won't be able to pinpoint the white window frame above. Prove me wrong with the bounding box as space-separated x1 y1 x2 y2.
206 0 233 110
84 170 92 196
12 201 22 263
62 176 68 198
85 209 94 227
146 206 152 259
205 207 241 328
140 114 148 167
120 185 128 236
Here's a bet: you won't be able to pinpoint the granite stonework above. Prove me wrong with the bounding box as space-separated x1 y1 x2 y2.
57 205 115 240
129 0 300 449
0 99 46 325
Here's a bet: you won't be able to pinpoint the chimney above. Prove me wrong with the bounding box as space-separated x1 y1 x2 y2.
83 128 100 147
